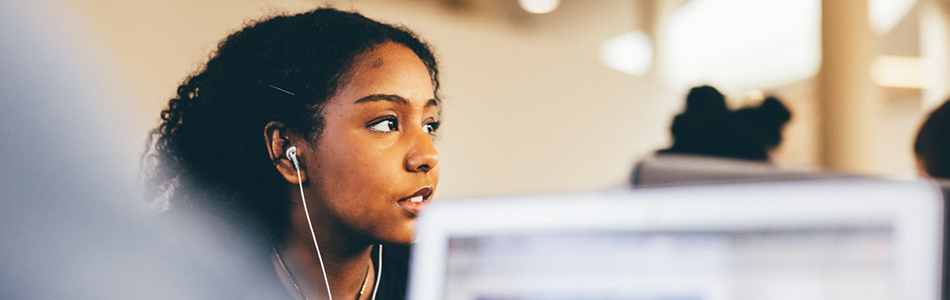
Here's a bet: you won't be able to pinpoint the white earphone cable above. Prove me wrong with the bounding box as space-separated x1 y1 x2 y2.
371 244 382 300
295 166 334 300
289 147 382 300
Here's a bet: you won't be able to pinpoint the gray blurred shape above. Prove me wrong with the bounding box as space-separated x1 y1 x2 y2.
0 2 268 299
630 154 853 188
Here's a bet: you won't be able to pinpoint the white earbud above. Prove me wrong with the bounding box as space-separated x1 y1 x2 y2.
286 146 300 170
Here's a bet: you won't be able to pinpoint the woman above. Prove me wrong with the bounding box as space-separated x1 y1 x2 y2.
144 8 441 300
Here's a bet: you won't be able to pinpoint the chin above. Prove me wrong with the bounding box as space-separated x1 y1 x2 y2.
391 236 414 245
378 233 413 245
367 220 416 245
386 222 416 245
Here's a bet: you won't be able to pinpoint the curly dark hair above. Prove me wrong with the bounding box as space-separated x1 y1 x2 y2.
660 86 791 161
143 8 441 243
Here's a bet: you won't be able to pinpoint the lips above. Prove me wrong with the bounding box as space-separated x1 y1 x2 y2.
397 186 433 216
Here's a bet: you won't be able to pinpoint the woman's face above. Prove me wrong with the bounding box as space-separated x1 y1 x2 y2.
300 42 440 244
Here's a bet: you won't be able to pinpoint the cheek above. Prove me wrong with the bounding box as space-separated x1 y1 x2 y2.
315 134 402 212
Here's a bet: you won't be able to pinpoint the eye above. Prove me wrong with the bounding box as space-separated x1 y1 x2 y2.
423 121 441 135
368 116 398 133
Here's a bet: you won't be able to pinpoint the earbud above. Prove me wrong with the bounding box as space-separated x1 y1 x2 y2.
286 146 300 170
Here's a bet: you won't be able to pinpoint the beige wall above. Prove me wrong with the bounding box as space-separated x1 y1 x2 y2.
60 0 936 198
63 0 683 198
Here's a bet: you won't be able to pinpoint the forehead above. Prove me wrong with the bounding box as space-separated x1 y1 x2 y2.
335 42 435 102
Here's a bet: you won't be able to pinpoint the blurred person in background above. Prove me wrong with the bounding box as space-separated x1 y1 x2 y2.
143 7 442 300
658 85 792 162
912 98 950 300
730 96 792 160
914 99 950 180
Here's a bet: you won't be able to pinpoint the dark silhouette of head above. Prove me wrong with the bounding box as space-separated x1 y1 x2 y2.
660 86 792 161
663 85 730 157
915 99 950 179
729 96 792 160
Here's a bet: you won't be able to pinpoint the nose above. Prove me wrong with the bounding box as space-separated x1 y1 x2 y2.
405 132 439 173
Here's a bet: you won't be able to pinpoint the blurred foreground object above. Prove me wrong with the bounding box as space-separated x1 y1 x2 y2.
0 2 264 299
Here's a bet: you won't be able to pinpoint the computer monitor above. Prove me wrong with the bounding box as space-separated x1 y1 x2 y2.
408 178 944 300
630 154 850 188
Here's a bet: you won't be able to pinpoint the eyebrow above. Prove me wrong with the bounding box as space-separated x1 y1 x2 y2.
354 94 440 108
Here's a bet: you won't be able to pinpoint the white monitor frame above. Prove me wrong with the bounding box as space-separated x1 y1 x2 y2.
408 178 944 300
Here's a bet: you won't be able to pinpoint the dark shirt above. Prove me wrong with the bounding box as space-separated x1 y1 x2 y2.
369 243 411 300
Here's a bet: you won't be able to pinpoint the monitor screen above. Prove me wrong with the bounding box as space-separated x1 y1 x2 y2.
444 228 894 300
409 179 943 300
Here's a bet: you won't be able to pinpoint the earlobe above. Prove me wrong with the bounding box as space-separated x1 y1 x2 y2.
263 121 306 184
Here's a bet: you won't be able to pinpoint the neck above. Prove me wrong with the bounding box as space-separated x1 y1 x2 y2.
275 200 378 300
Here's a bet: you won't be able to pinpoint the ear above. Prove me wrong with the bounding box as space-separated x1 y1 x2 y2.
264 121 306 184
